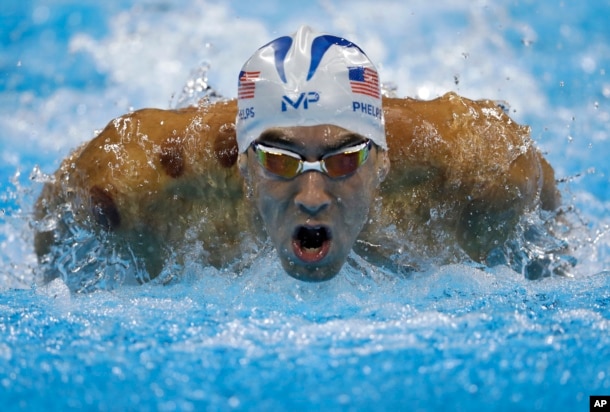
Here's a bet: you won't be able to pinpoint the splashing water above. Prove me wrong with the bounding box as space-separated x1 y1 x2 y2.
1 1 609 411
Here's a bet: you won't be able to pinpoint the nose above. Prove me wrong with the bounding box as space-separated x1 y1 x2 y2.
294 171 331 215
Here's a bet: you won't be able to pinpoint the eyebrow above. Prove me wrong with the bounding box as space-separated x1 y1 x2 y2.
256 129 293 147
256 129 367 153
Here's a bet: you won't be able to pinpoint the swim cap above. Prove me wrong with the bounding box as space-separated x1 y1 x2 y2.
236 26 386 152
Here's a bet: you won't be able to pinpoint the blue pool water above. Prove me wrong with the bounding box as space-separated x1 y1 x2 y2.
1 1 609 410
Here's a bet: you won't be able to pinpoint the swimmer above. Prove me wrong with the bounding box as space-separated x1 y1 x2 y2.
34 26 561 285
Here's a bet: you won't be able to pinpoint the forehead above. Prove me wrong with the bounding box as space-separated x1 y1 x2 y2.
256 125 365 153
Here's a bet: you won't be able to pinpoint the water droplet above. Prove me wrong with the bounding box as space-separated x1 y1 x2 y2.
228 396 240 408
581 56 596 73
523 39 533 47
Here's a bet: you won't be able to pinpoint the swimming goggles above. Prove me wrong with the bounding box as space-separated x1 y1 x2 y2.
252 139 372 179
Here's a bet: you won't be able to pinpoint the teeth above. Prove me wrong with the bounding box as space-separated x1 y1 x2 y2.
303 246 321 252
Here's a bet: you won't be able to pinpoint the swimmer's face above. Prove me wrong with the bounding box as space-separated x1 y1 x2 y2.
239 125 389 281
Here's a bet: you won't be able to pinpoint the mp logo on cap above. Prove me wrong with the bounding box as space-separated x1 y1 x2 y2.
281 92 320 111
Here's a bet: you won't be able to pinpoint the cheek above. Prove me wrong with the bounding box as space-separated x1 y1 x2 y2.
336 177 377 225
254 182 289 224
343 197 372 235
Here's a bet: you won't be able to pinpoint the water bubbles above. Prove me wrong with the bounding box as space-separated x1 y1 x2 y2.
28 165 54 184
380 82 397 98
580 56 596 74
228 396 240 408
416 85 431 100
172 62 224 109
32 6 50 25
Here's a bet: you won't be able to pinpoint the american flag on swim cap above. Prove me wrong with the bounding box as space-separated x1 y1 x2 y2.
238 71 259 99
348 67 380 99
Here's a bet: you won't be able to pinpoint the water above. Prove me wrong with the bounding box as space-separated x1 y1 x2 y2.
1 1 609 410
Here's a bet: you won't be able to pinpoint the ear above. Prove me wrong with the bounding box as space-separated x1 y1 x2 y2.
238 152 257 199
376 149 390 183
238 152 249 178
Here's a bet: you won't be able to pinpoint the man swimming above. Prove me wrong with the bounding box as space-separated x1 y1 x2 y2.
34 26 561 288
234 26 391 281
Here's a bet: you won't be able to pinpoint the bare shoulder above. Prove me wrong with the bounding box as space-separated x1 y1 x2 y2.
364 93 560 263
34 100 254 280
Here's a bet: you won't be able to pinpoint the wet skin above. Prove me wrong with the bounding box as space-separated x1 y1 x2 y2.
238 124 390 281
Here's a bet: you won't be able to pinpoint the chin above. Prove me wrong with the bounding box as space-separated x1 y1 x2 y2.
280 258 344 282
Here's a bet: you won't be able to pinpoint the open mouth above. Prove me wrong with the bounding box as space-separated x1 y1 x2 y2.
291 225 332 263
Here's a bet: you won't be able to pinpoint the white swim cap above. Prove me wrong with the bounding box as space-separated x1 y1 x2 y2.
236 26 386 152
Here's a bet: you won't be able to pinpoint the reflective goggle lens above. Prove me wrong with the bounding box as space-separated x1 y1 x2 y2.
255 149 301 178
323 144 369 178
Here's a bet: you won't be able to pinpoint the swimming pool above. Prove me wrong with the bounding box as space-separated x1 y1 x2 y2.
1 1 609 410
